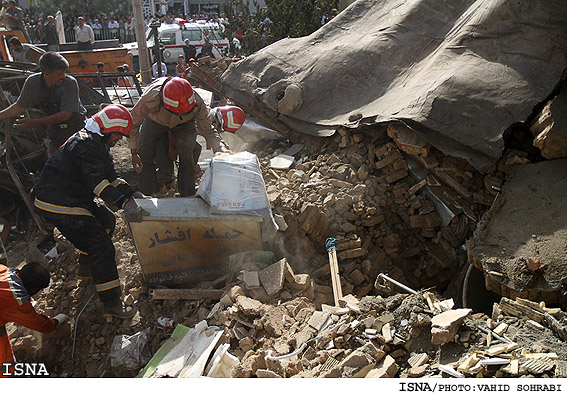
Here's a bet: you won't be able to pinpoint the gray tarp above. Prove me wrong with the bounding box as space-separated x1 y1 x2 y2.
221 0 567 172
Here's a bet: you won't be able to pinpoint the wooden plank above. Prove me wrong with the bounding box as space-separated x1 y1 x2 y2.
328 247 343 306
150 288 224 300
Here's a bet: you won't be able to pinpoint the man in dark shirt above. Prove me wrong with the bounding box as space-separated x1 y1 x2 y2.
42 15 59 52
182 38 196 61
0 51 86 154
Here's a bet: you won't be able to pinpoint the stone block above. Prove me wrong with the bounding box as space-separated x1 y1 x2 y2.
248 286 273 303
376 151 401 169
361 214 385 227
389 124 430 157
261 307 289 337
357 164 370 180
386 169 408 183
283 259 295 283
338 248 367 260
393 159 408 171
329 179 354 189
336 238 362 250
409 215 424 229
322 342 384 378
256 369 282 378
239 337 254 353
349 269 366 286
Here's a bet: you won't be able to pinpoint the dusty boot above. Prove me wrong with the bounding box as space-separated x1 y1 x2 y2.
102 298 136 322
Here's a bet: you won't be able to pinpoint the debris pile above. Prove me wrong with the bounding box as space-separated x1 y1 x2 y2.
198 261 567 378
3 122 567 378
256 123 508 294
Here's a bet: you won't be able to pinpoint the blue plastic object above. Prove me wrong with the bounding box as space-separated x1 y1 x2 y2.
325 237 339 251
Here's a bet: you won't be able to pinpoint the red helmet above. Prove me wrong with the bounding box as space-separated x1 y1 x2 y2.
92 104 132 137
215 105 245 133
161 77 195 114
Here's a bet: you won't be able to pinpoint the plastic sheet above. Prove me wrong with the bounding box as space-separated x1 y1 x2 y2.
109 327 152 370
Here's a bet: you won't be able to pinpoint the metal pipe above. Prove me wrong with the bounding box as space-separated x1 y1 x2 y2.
377 273 418 295
476 325 511 344
4 127 47 236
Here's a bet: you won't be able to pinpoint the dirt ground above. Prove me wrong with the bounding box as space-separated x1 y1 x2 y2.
470 158 567 300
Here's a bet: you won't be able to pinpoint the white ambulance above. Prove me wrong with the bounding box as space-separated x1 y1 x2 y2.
125 20 229 64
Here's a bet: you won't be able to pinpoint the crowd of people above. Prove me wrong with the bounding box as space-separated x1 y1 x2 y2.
2 3 229 46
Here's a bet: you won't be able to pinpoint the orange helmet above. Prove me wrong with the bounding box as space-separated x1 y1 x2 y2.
214 105 245 133
92 104 132 137
160 77 196 114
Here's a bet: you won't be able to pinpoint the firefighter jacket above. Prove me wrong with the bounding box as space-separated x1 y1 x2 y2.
34 129 136 217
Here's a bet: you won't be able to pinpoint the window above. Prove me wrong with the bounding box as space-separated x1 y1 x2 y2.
159 32 176 45
182 29 202 42
206 28 223 41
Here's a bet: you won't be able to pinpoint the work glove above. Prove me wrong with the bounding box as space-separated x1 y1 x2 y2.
52 313 69 328
123 198 150 222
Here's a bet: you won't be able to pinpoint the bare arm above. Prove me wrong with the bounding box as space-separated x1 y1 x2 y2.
0 102 27 122
14 110 73 130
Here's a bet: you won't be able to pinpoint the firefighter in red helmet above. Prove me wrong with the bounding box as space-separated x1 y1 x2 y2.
33 104 148 320
129 77 230 197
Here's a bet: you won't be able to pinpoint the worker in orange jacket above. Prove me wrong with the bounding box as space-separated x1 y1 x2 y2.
0 262 67 377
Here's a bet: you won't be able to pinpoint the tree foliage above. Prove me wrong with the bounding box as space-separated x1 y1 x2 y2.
225 0 338 55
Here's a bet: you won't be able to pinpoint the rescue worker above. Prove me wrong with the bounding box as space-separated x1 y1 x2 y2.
33 104 148 320
129 77 230 197
154 105 245 194
8 36 45 64
1 261 68 376
0 51 86 155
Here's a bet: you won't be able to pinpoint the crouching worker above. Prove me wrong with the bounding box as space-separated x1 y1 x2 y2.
1 262 68 377
33 104 148 320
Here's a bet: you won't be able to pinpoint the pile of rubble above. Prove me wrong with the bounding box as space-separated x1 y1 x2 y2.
194 57 238 80
3 122 564 378
204 261 567 378
256 123 512 294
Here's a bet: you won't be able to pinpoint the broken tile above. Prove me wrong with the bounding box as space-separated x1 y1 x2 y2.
408 353 430 368
365 355 398 378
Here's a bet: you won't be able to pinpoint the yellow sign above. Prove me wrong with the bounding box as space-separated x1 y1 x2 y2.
130 219 262 286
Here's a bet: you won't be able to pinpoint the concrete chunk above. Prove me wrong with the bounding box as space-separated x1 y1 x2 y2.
307 311 330 331
365 355 398 378
235 296 264 317
228 286 245 302
242 271 260 290
430 308 472 346
259 259 286 296
256 369 282 378
287 273 311 291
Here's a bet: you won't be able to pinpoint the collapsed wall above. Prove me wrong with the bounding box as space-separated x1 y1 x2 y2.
256 122 510 296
